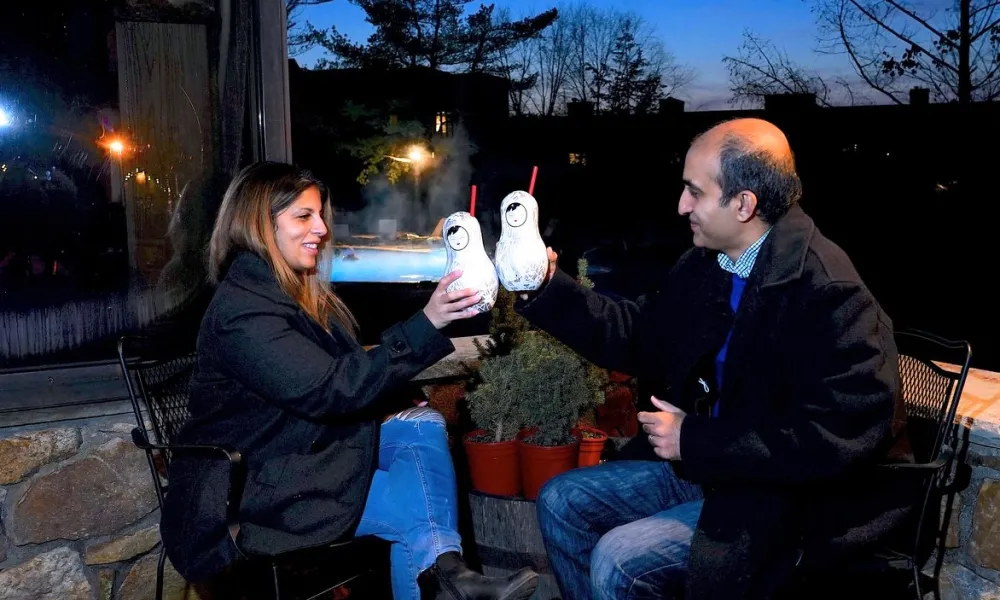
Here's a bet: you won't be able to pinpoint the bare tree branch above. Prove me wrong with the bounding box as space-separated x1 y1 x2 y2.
844 0 959 73
516 3 691 115
837 32 906 103
286 0 336 56
812 0 1000 103
723 30 835 107
883 0 952 46
970 1 1000 19
971 16 1000 41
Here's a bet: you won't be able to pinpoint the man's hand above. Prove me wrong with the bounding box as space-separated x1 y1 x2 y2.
519 247 559 301
638 397 686 460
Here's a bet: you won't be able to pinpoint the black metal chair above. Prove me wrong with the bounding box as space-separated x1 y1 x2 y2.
788 329 972 599
118 335 390 600
878 329 972 599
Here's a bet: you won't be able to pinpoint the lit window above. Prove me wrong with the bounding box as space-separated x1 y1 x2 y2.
569 152 587 166
435 112 450 136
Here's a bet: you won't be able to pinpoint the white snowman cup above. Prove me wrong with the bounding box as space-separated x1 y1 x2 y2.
494 190 547 292
442 211 498 314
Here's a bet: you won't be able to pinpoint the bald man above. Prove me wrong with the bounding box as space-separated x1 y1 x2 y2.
516 118 912 599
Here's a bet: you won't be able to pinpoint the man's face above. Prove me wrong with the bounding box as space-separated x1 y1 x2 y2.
678 142 741 253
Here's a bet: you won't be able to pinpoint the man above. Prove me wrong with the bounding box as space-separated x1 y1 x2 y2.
516 118 912 599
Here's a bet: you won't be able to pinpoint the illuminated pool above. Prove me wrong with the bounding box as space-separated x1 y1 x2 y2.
331 244 448 283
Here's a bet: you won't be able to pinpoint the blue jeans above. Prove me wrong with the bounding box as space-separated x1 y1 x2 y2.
355 407 463 600
536 460 704 599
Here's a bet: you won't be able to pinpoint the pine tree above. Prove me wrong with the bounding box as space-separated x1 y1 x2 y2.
322 0 557 73
473 288 532 359
606 19 664 115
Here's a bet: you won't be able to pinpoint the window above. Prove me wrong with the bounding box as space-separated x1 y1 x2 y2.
435 111 451 136
0 1 240 366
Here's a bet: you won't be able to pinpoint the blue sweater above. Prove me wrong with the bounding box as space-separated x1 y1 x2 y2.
712 273 747 418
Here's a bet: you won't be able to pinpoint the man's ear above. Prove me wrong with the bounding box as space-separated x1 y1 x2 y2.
736 192 758 223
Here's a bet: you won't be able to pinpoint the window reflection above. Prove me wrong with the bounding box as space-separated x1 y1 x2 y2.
0 1 224 364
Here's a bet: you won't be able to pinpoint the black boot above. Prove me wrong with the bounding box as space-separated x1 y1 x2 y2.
417 551 539 600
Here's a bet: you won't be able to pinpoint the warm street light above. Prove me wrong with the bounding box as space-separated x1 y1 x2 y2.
387 144 432 167
407 144 427 165
100 134 130 158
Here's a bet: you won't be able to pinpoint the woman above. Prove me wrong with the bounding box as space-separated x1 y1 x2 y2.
161 162 538 600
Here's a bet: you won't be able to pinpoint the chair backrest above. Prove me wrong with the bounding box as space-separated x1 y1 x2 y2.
118 335 197 508
895 329 972 465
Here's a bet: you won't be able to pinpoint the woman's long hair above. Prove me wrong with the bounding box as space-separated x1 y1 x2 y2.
208 162 357 336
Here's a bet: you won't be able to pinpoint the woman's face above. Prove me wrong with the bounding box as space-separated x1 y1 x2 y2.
274 186 327 272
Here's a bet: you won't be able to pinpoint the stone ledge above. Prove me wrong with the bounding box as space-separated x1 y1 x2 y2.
412 335 484 382
945 364 1000 449
0 335 490 427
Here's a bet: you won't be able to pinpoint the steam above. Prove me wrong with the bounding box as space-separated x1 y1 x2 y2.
343 125 479 242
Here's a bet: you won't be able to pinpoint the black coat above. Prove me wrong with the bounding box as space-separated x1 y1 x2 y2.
518 205 914 598
161 252 455 582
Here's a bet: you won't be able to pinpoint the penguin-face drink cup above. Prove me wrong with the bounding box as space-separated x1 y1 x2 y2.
494 191 548 292
442 211 498 314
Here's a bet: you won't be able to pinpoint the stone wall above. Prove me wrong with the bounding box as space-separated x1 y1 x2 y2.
0 417 200 600
0 337 486 600
933 366 1000 600
2 349 1000 599
935 439 1000 599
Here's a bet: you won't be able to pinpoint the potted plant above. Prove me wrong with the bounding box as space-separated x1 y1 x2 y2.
463 260 612 498
461 288 536 496
514 332 598 499
462 348 526 497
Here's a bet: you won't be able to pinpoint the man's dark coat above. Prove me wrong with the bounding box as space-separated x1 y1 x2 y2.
518 205 914 598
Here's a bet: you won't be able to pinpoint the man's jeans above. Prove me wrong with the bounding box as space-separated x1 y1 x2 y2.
536 460 704 599
355 407 463 600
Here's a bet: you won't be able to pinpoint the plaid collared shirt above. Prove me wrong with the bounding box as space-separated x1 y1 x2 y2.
717 228 771 279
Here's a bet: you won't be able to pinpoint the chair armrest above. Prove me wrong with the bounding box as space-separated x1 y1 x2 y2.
131 429 243 464
130 428 246 553
881 446 954 473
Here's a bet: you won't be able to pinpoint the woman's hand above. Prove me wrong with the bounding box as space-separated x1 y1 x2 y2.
423 270 482 330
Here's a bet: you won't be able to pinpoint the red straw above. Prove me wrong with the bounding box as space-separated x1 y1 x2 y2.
469 185 477 216
528 166 538 195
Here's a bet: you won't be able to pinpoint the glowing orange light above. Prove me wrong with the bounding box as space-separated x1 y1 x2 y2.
135 171 147 184
407 145 427 164
109 140 124 155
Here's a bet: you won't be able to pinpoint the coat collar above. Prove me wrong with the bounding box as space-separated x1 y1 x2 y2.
750 203 816 289
223 251 299 309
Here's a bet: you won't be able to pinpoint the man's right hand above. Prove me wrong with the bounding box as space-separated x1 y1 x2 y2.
520 247 558 301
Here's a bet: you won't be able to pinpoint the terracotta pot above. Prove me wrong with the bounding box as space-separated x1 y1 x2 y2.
599 383 639 437
609 370 633 384
572 425 608 467
425 381 465 425
517 429 580 500
463 429 521 497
